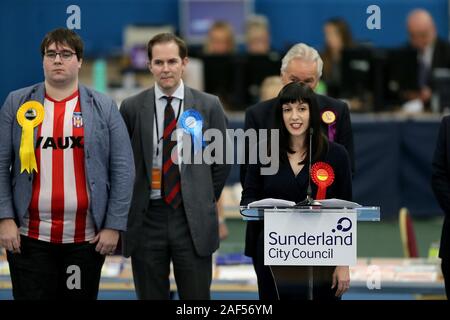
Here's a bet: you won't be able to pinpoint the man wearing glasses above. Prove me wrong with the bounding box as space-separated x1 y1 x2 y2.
0 28 134 299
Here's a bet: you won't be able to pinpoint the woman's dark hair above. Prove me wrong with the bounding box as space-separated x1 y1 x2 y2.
326 18 354 47
273 81 328 164
322 18 354 79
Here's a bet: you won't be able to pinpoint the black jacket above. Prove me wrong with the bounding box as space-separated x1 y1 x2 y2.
241 142 352 257
430 38 450 78
407 38 450 89
431 115 450 259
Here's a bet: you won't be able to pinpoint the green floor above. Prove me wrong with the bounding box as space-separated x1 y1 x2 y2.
219 217 444 258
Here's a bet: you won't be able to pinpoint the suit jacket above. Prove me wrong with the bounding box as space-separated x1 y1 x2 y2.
119 86 231 257
431 115 450 259
240 94 355 186
407 38 450 88
241 142 352 257
0 82 135 232
430 38 450 77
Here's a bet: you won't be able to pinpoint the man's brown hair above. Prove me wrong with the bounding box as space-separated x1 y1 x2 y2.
40 28 84 60
147 33 188 61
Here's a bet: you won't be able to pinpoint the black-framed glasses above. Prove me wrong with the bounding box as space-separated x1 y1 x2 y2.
44 50 76 61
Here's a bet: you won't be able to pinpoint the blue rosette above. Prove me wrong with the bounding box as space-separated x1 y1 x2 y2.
180 109 203 154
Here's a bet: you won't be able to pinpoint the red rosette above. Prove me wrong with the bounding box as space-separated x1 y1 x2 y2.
311 162 335 200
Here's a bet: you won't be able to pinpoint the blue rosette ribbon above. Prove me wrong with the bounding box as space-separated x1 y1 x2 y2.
180 109 204 154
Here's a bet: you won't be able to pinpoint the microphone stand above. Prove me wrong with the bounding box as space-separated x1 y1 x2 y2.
295 128 320 207
293 128 317 300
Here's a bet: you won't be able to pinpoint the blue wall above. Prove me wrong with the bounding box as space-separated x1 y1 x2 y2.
0 0 179 104
0 0 448 103
257 0 449 51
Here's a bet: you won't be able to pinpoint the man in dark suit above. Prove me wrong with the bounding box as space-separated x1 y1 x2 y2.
431 116 450 299
404 9 450 107
241 42 354 300
120 33 230 300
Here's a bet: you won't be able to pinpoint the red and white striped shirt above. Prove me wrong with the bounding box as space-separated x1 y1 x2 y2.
21 91 96 243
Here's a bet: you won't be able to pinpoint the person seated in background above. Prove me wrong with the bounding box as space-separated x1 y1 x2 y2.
245 15 271 55
321 18 354 98
203 21 234 238
242 16 281 108
204 21 236 55
259 76 283 102
201 21 238 110
403 9 450 109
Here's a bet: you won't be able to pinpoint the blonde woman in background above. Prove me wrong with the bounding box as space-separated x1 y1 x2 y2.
260 76 283 101
204 21 236 55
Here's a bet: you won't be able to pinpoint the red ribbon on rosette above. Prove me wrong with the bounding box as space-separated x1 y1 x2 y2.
311 162 335 200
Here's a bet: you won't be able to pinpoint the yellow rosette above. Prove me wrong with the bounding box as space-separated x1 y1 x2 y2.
16 101 45 174
321 110 336 124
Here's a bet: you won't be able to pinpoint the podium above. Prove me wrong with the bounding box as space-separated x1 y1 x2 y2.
240 206 380 300
240 206 380 222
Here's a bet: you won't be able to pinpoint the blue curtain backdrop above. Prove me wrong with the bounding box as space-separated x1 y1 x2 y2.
0 0 448 103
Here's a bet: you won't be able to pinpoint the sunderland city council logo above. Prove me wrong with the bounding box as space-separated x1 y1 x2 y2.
331 217 353 233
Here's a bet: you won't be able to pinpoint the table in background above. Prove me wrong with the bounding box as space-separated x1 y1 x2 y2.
0 253 445 300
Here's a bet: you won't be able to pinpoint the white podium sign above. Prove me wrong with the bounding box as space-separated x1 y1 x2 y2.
264 209 357 266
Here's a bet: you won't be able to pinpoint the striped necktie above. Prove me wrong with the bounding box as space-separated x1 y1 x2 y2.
162 96 182 208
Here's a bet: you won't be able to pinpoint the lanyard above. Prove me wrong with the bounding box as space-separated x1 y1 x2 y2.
154 97 183 156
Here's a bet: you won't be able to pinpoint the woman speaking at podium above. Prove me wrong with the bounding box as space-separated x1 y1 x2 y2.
241 81 352 300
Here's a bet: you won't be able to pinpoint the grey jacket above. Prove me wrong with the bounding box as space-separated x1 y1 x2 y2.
0 82 135 231
120 86 231 257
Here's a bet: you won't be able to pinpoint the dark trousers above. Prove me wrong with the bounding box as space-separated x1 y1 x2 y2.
441 258 450 299
131 199 212 300
6 235 105 300
252 257 279 300
253 229 339 300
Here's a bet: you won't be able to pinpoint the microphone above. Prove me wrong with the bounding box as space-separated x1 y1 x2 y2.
295 128 320 207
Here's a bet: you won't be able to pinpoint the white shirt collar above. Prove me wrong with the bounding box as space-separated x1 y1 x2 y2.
155 80 184 101
420 42 435 67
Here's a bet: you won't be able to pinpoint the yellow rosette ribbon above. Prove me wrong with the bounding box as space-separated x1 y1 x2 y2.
16 101 45 174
